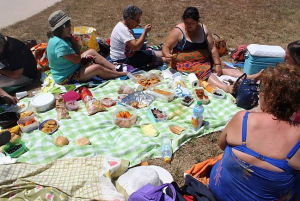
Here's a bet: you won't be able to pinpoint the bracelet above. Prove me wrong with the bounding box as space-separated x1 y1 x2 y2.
215 63 221 65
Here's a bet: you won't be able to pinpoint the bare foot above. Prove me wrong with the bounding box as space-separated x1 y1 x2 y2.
248 69 264 82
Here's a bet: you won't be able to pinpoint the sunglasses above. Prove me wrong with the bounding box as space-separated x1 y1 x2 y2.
63 20 72 28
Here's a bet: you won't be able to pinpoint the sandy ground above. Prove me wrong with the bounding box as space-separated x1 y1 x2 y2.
0 0 62 29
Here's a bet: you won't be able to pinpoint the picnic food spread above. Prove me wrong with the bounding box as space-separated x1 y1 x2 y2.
40 119 58 134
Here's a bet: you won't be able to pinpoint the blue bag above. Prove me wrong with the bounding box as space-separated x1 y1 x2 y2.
234 73 259 110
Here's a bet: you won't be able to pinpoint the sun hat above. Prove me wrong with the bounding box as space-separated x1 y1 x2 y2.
48 10 71 31
115 165 173 199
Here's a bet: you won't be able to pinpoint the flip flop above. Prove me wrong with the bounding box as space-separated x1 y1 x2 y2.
0 130 11 146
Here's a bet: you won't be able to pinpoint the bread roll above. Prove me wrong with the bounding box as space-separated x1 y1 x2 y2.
55 136 69 147
76 137 91 146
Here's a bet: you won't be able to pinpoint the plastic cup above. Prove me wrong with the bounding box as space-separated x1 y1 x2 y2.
16 91 28 100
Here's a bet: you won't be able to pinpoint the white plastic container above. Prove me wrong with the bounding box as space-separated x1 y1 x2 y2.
147 88 174 103
128 70 147 83
193 88 209 104
148 107 168 123
18 116 39 133
112 108 137 128
212 89 226 99
247 44 285 58
31 93 55 112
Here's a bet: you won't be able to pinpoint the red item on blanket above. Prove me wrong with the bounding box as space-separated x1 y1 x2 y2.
79 87 93 102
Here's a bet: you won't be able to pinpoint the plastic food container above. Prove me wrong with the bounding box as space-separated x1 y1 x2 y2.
39 119 59 135
148 107 168 123
3 138 27 158
181 96 194 107
147 88 175 103
138 73 163 90
66 100 80 111
193 87 210 104
17 116 39 133
128 70 147 83
31 93 55 112
112 108 137 128
212 89 226 99
20 110 36 120
100 98 117 108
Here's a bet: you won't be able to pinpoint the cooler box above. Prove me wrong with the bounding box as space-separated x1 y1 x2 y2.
244 44 285 75
133 28 148 50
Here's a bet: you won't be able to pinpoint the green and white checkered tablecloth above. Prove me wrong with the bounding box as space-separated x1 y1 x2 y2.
17 73 242 166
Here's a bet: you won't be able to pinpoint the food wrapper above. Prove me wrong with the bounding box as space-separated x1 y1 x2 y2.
118 85 135 94
120 91 154 109
55 95 71 120
172 72 191 97
85 98 106 115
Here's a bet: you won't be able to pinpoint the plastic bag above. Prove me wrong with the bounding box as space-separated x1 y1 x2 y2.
73 26 100 53
172 72 190 97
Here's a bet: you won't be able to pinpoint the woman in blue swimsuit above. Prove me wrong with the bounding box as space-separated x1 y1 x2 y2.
209 63 300 200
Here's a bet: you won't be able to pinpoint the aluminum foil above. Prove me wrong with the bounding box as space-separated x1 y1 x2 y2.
121 91 154 109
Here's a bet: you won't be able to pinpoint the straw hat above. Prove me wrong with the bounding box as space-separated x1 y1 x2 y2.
48 10 71 31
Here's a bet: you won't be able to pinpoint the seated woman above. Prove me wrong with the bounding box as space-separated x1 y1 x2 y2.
209 63 300 200
162 7 262 93
110 5 166 69
47 10 128 85
0 33 37 88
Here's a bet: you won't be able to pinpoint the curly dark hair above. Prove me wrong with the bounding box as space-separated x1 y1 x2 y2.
182 7 200 21
287 40 300 67
260 63 300 123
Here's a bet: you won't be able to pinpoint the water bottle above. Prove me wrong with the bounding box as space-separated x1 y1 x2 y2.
191 101 204 131
160 133 172 163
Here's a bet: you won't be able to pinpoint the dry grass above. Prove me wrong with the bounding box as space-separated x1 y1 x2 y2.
1 0 299 186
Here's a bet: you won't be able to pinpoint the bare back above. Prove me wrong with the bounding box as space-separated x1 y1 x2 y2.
226 111 300 172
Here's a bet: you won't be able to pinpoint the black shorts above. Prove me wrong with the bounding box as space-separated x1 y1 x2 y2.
116 50 155 68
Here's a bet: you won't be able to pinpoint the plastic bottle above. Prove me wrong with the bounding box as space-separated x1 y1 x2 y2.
191 101 204 131
201 81 215 93
160 133 172 163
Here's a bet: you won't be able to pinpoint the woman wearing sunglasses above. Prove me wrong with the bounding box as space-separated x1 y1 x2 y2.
47 10 128 85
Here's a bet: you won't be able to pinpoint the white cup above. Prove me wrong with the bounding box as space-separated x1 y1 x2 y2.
16 91 28 99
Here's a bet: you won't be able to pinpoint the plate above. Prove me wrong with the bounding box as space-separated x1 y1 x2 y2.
39 119 59 135
17 102 28 113
148 165 174 183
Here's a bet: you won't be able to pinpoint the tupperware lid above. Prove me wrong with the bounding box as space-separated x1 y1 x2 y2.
31 93 55 107
247 44 285 58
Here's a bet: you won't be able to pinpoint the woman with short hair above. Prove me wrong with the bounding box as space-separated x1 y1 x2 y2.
110 5 166 69
47 10 127 85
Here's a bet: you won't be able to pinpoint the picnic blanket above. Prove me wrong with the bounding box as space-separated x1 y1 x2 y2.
17 71 242 166
0 155 129 200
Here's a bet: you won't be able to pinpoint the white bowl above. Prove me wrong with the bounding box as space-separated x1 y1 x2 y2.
212 89 225 99
31 93 55 112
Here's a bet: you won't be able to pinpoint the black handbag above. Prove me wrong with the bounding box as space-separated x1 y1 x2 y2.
166 175 217 201
234 73 259 110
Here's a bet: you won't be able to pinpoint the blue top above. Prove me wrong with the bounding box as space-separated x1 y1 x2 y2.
47 36 80 83
209 112 299 200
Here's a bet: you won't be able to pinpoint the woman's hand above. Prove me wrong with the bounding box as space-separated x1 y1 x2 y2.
81 55 96 65
215 64 222 76
144 24 152 34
